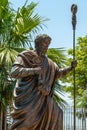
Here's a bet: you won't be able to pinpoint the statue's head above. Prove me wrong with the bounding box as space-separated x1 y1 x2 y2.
34 34 51 57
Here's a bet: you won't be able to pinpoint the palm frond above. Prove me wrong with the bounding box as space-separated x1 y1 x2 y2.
53 92 67 107
0 46 25 67
11 2 47 47
53 81 67 107
47 48 66 68
47 48 68 106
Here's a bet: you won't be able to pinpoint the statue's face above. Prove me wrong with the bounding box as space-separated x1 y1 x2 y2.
36 38 50 57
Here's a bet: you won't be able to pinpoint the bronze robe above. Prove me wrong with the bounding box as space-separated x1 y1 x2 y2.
10 50 63 130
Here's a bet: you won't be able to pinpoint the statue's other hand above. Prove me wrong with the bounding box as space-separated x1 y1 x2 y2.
71 60 77 69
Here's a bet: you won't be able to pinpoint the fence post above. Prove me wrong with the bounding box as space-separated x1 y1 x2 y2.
82 107 86 130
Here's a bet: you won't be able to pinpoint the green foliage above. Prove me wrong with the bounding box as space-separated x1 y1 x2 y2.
53 81 67 107
47 48 66 68
47 48 68 107
0 0 47 112
63 35 87 108
0 65 15 110
0 0 47 68
12 2 47 48
0 47 25 68
0 0 68 111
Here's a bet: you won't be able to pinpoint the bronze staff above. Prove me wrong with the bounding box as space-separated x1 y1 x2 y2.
71 4 78 130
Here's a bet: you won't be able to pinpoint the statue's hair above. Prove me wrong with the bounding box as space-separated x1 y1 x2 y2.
34 34 51 47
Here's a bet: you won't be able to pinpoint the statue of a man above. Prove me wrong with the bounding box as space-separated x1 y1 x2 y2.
10 34 77 130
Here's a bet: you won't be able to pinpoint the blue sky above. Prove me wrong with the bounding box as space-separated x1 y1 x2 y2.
10 0 87 50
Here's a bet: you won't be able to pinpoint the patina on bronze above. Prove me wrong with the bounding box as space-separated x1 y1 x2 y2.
10 34 77 130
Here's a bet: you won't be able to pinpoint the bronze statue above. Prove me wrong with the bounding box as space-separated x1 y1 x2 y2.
10 34 77 130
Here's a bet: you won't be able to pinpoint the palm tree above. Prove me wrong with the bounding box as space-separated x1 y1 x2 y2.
47 48 67 107
0 0 47 67
0 1 68 129
0 0 47 129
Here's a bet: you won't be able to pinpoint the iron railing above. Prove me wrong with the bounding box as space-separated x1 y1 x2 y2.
0 106 87 130
63 107 87 130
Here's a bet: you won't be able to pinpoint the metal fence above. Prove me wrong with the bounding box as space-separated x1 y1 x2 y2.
0 106 87 130
63 107 87 130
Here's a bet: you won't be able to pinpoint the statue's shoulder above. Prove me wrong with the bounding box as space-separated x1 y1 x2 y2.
19 50 34 56
48 57 58 68
48 57 54 64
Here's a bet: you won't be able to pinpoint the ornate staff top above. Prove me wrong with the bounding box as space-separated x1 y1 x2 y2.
71 4 78 30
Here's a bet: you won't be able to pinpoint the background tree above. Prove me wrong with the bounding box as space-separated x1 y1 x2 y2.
63 35 87 109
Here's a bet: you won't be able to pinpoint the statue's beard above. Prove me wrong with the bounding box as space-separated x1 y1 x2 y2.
38 51 45 57
36 48 46 57
36 47 47 57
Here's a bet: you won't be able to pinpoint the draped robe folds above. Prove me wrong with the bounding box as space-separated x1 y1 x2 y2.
10 50 63 130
